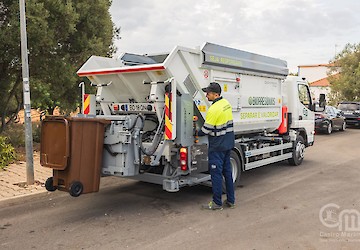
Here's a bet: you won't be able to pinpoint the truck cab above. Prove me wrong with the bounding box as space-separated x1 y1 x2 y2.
283 76 315 147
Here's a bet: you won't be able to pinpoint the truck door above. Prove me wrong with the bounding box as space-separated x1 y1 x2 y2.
297 83 315 142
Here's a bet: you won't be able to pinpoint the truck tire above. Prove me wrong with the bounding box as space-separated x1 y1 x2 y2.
288 135 305 166
222 151 242 192
231 151 242 186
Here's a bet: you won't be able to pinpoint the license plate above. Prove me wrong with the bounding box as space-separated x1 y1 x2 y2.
113 103 154 113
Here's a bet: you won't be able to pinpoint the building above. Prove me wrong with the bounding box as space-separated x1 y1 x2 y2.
307 76 331 101
298 64 337 101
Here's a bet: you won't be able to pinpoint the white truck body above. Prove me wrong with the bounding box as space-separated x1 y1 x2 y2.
76 42 316 191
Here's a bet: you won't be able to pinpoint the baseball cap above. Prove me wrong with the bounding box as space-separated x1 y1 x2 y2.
202 82 221 94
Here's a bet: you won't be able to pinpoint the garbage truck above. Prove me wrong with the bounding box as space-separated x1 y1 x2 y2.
41 42 323 196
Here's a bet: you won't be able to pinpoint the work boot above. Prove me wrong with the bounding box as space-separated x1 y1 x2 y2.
224 199 235 209
202 201 223 210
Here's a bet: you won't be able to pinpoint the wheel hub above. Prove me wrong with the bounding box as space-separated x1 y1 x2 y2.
296 142 305 159
230 158 238 182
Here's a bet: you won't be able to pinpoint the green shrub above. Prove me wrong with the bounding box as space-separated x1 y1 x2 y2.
0 136 16 169
2 123 25 148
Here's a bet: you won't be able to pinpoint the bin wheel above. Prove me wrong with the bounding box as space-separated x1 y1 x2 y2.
69 181 83 197
45 177 57 192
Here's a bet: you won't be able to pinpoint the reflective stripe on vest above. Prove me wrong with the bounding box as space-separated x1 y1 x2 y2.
201 98 234 136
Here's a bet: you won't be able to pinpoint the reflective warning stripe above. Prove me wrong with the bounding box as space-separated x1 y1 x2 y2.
84 94 90 114
165 93 172 140
77 65 165 77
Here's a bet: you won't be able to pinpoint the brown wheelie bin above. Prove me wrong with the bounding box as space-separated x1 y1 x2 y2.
40 116 110 197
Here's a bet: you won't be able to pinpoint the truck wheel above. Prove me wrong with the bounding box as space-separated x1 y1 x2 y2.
325 122 332 134
222 151 242 192
230 151 242 186
45 177 57 192
69 181 83 197
288 135 305 166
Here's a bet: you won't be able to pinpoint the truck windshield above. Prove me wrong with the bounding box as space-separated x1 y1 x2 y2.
338 103 360 111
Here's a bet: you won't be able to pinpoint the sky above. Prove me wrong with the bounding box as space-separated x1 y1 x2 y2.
109 0 360 74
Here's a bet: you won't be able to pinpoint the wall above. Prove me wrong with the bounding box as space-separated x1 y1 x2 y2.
298 64 330 83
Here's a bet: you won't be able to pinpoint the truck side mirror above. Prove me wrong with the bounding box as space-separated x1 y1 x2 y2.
319 94 326 108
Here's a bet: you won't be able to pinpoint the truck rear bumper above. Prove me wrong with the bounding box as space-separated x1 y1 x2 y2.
129 173 211 192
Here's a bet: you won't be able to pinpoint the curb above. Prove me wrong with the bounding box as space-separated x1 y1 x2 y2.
0 154 52 202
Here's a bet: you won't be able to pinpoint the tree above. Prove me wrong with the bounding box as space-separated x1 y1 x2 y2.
0 0 119 132
328 43 360 104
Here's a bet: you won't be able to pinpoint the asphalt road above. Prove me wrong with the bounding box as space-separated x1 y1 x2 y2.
1 128 360 250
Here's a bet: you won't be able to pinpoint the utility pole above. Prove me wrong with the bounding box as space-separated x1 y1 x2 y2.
334 44 339 59
19 0 34 185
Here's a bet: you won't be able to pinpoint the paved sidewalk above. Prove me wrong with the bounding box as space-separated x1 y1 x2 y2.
0 153 52 202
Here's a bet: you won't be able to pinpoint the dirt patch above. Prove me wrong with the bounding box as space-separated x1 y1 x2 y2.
13 180 44 188
15 143 40 162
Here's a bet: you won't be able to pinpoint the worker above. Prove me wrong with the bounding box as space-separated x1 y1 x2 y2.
198 82 235 210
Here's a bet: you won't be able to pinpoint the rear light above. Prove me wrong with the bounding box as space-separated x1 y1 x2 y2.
315 114 325 119
180 147 188 171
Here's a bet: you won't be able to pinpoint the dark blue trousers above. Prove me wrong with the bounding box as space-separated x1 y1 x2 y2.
209 150 235 206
